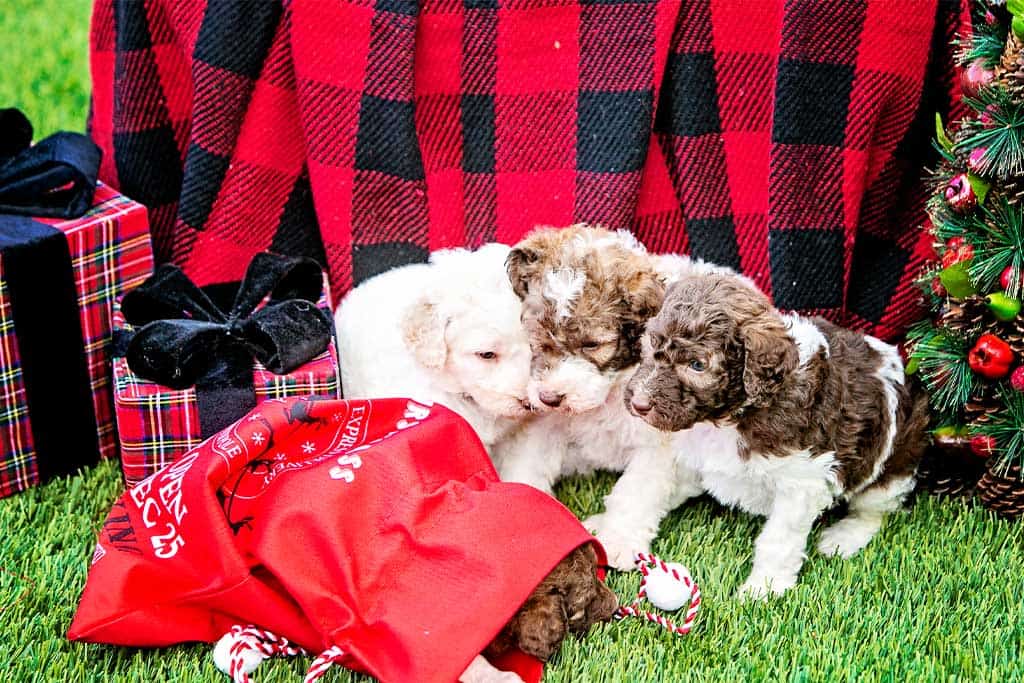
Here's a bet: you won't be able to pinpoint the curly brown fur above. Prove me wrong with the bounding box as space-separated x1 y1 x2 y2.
508 225 664 375
626 271 927 491
498 225 701 571
484 543 618 662
624 271 929 596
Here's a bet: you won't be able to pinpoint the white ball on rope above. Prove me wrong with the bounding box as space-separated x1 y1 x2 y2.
644 561 693 612
213 631 265 677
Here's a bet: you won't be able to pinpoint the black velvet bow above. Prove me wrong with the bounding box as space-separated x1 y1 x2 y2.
121 252 333 390
0 108 102 218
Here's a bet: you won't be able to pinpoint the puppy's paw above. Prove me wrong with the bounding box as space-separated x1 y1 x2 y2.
459 655 525 683
737 573 795 601
582 513 647 571
816 517 880 559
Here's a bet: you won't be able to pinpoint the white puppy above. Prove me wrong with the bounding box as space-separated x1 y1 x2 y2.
335 244 533 452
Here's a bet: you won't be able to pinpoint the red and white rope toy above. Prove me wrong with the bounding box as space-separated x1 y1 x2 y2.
613 552 701 637
212 625 347 683
213 553 700 681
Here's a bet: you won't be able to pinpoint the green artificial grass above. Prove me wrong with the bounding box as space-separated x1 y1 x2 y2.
1 1 1024 681
3 462 1024 682
0 0 92 138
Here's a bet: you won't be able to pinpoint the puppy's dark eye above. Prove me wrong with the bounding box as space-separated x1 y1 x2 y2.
689 359 706 372
581 341 601 350
477 351 497 360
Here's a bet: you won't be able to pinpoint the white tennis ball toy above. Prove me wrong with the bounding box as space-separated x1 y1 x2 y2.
643 561 693 611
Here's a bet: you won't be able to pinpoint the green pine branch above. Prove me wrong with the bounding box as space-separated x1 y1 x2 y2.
915 264 946 309
908 327 975 421
970 198 1024 298
956 14 1008 69
974 385 1024 477
927 195 987 242
958 89 1024 179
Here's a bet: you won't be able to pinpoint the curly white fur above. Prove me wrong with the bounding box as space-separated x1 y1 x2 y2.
335 244 533 453
495 371 700 571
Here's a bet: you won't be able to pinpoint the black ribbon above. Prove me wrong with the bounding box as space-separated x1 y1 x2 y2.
0 108 102 218
0 109 105 482
119 253 334 438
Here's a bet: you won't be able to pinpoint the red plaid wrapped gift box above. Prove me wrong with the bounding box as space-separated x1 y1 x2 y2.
112 273 341 486
0 183 152 498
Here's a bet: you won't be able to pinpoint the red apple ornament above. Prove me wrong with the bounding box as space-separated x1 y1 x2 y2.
961 58 995 98
968 334 1015 379
970 434 997 458
941 237 974 268
1000 265 1021 291
1012 366 1024 392
945 174 977 213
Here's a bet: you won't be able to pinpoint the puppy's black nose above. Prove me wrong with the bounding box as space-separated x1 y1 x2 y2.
538 390 565 407
630 395 652 415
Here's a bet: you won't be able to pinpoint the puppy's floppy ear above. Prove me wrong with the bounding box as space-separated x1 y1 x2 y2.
506 227 567 298
623 265 665 321
506 245 541 299
570 543 619 631
740 313 798 407
400 297 448 369
509 592 568 662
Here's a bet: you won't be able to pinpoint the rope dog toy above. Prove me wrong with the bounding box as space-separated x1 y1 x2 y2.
214 553 702 682
613 552 701 636
212 625 346 683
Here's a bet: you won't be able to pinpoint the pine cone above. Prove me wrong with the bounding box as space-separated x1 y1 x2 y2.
1006 326 1024 357
918 439 985 498
939 295 989 335
994 174 1024 206
965 382 1002 424
996 30 1024 96
976 461 1024 519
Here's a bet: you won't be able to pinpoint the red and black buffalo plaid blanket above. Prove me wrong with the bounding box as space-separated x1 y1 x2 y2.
89 0 970 341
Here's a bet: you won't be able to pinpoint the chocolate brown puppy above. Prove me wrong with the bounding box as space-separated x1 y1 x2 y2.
625 271 929 598
486 543 618 662
460 543 618 682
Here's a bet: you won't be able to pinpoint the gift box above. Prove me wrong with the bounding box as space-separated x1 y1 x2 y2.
0 112 153 498
112 253 341 486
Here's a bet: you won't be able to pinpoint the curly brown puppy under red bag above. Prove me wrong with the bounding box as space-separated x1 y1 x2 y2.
462 544 618 682
625 271 929 599
486 544 618 662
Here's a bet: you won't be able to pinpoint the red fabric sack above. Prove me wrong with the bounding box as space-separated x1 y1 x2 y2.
68 396 600 682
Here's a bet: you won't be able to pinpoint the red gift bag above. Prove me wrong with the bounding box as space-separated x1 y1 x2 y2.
68 396 600 682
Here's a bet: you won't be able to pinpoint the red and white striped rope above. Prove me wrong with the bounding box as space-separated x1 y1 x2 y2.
613 552 701 637
302 645 348 683
219 625 346 683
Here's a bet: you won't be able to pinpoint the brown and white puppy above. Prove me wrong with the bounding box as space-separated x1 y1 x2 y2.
460 543 618 683
625 271 930 598
494 226 710 569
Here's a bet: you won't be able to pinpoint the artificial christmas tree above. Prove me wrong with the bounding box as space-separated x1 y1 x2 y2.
910 0 1024 518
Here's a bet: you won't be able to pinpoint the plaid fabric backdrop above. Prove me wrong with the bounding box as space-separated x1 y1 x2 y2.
112 274 341 485
0 184 152 498
89 0 969 342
